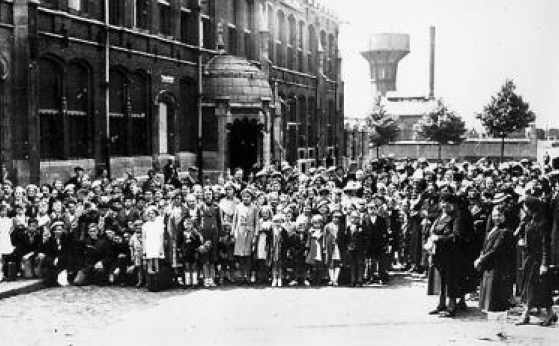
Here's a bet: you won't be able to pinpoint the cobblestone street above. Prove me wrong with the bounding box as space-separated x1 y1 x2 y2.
0 275 557 346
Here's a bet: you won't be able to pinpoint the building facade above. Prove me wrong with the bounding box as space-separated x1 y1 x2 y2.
0 0 344 183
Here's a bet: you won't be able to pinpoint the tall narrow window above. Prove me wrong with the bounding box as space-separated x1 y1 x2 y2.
228 27 237 54
130 72 150 156
109 0 125 26
109 69 129 157
159 0 172 36
135 0 149 29
66 61 93 158
38 58 63 160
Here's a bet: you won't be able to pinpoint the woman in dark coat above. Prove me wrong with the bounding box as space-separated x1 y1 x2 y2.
475 204 515 337
515 196 557 326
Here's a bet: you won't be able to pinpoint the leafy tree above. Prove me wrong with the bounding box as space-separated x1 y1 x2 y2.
477 80 536 162
417 99 467 160
366 97 400 158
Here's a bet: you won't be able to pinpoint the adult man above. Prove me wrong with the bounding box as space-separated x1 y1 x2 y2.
66 166 85 189
73 223 113 286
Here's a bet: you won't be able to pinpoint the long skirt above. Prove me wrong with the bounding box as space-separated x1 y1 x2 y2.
479 270 512 312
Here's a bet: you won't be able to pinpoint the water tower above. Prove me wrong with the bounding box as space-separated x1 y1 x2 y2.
361 34 410 98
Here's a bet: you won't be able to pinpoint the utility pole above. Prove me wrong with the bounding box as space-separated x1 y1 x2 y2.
104 0 111 177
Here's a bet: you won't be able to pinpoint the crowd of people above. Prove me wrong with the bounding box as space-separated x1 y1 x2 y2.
0 156 558 334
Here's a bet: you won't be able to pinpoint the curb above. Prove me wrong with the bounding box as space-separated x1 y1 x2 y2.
0 281 46 300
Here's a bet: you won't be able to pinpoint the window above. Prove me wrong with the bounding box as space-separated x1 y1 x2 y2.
245 0 254 31
159 0 172 36
180 79 198 152
38 58 64 160
228 27 237 54
308 97 315 147
299 96 307 148
135 0 149 30
130 72 150 155
66 62 93 158
244 32 252 59
202 17 212 49
109 69 128 156
230 0 238 26
109 0 125 26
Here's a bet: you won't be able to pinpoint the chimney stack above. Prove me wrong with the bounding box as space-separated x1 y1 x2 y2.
429 26 435 99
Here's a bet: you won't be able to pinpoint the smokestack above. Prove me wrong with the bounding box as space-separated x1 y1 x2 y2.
429 26 435 99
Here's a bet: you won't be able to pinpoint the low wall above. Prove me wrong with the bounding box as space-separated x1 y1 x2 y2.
375 138 537 161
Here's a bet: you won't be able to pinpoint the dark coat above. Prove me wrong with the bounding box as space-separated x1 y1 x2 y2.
286 231 308 267
344 224 367 255
198 202 221 263
362 215 388 258
178 230 203 263
478 226 515 312
517 219 554 308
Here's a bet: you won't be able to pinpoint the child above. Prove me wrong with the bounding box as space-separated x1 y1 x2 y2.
324 210 343 286
270 213 288 287
142 207 164 275
129 220 144 287
254 206 273 285
306 215 324 286
232 188 259 285
345 211 366 287
179 217 202 288
0 205 14 281
287 220 309 286
198 188 221 288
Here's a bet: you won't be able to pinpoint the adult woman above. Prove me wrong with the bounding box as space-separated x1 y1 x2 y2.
515 196 557 326
475 205 515 337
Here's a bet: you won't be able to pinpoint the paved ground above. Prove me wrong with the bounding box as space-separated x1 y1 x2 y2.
0 274 556 346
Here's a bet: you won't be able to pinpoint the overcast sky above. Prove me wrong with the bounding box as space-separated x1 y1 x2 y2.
320 0 559 129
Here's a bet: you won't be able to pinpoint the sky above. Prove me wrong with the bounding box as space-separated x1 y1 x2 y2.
319 0 559 129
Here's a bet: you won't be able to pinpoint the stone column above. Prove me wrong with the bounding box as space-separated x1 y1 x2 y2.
260 100 272 167
215 97 231 176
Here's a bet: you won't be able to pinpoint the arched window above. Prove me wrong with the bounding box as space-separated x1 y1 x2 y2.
66 61 93 158
308 25 317 74
244 0 255 59
328 34 335 78
109 68 129 156
320 30 327 74
130 71 150 155
134 0 149 29
298 21 305 72
288 15 296 70
109 0 125 26
38 58 63 159
267 4 274 63
276 11 286 67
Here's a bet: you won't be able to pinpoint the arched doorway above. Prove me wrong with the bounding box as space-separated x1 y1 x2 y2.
228 118 260 175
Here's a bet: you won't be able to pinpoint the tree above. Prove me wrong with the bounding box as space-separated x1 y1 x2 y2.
366 97 400 158
477 80 536 162
416 99 467 160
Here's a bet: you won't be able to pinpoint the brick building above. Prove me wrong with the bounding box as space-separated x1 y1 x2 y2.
0 0 344 183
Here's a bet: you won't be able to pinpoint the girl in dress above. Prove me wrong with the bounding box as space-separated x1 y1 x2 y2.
254 205 273 284
270 213 288 287
306 215 324 286
324 210 343 286
179 216 202 288
142 207 165 275
232 188 259 285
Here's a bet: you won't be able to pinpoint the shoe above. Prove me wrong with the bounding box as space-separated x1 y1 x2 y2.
289 280 298 287
515 316 530 325
429 307 447 315
304 280 311 287
439 310 456 318
541 313 558 327
457 300 468 311
333 282 339 287
277 279 282 287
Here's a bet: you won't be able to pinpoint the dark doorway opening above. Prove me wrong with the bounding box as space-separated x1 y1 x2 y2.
229 118 260 176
